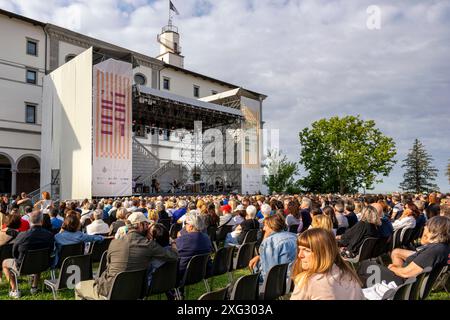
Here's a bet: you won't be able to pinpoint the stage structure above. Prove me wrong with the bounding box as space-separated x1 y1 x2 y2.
41 47 265 199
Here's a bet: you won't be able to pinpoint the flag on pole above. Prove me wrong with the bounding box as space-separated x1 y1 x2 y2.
170 1 179 15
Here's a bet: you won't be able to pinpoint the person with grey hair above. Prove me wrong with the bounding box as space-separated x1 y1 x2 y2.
224 205 260 246
76 211 178 300
86 209 110 235
2 210 54 298
358 215 450 288
172 210 212 298
300 197 313 232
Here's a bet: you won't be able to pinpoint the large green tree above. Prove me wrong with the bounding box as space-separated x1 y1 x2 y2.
264 150 300 194
399 139 438 193
298 115 397 194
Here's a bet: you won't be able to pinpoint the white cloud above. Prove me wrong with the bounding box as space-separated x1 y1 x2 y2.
2 0 449 192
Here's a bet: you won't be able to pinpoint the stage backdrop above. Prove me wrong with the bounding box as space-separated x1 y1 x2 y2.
92 59 133 197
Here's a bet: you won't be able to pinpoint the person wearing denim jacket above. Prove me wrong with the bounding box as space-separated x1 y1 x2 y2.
249 213 297 283
54 213 104 267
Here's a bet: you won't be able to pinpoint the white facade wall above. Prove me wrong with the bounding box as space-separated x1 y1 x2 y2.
160 68 233 99
58 41 87 66
0 14 45 193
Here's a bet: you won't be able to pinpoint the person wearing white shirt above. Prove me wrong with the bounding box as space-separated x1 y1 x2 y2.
86 210 110 235
392 210 416 232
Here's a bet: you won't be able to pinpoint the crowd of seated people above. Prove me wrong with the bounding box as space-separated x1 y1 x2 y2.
0 190 448 300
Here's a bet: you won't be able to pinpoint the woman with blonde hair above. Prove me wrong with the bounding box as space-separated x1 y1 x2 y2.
290 228 364 300
311 214 334 233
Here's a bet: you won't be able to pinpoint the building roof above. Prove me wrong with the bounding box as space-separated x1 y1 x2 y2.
0 8 45 26
0 8 267 100
162 63 267 100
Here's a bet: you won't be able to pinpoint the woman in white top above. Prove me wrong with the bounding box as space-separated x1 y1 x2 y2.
290 228 364 300
35 191 53 214
392 202 420 232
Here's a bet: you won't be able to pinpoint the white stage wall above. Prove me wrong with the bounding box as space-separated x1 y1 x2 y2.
41 48 93 200
92 59 132 197
241 96 263 194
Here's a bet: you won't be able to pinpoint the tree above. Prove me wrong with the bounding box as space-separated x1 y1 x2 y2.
298 115 397 194
263 150 300 194
399 139 438 193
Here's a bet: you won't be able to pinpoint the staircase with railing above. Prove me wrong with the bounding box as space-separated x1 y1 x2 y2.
132 136 160 186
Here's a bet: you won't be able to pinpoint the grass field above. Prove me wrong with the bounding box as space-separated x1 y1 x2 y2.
0 267 448 300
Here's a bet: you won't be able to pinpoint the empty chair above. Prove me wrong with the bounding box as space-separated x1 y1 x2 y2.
177 253 210 300
229 273 260 300
146 260 178 299
381 277 416 300
89 237 112 263
8 248 52 292
260 263 289 300
205 246 234 291
44 254 93 299
198 285 230 300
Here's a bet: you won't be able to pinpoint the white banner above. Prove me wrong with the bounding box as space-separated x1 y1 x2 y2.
92 59 132 197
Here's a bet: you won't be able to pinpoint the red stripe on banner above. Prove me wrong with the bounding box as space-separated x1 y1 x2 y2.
102 130 112 134
102 115 113 120
101 99 113 105
116 93 125 98
115 103 125 107
102 120 113 125
115 107 126 113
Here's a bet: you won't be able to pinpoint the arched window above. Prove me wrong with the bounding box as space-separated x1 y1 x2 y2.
134 73 147 86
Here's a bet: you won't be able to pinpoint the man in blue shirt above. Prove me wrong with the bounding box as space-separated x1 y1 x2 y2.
171 200 187 224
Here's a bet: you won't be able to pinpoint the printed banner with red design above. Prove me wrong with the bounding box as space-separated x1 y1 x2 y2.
92 59 132 196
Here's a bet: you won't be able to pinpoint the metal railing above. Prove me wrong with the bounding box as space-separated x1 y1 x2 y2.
132 136 160 163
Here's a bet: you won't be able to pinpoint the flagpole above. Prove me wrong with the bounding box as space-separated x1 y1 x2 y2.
168 0 172 26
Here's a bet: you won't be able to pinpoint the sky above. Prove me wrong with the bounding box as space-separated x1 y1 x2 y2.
1 0 449 193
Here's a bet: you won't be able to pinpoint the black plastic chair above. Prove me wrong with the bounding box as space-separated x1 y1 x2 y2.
241 229 258 244
288 224 300 233
420 265 447 300
158 218 171 231
89 237 112 263
169 223 182 240
216 225 232 242
260 263 289 300
344 237 379 266
382 277 416 300
400 227 415 248
104 268 147 300
56 242 85 269
207 225 218 251
229 272 260 300
44 254 93 299
336 227 347 236
205 246 234 291
229 242 256 282
147 260 178 299
95 250 108 279
9 248 52 292
409 266 432 300
371 237 389 259
198 285 230 300
177 253 210 300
